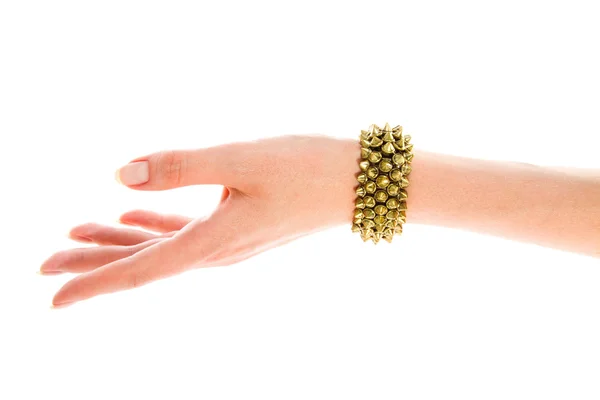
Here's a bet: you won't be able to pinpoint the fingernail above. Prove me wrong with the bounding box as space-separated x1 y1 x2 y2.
69 233 92 243
38 270 64 275
51 301 74 310
116 161 149 186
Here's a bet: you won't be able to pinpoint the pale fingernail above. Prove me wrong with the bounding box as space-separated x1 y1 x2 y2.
116 161 149 186
51 301 74 310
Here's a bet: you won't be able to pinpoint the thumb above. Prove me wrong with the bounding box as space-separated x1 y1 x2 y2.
115 148 239 191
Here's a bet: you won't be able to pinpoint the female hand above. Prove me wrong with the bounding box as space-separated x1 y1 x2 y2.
41 135 359 307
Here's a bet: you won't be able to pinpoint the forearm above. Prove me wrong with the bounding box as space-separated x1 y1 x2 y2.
406 150 600 258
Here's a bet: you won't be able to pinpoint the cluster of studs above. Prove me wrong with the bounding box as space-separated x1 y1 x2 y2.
352 122 414 243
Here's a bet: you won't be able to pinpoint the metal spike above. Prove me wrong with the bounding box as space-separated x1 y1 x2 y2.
357 173 368 184
382 131 394 142
361 147 371 159
363 208 376 219
354 209 364 219
383 122 391 132
392 153 405 166
363 196 376 208
362 219 375 229
382 142 395 154
368 151 382 163
370 136 383 147
393 139 405 151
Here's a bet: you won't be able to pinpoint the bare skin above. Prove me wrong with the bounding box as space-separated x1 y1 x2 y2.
40 135 600 307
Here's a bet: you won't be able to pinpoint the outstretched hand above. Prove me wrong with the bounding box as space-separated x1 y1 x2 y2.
40 135 358 307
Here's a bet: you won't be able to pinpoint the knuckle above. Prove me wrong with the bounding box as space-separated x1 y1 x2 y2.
155 150 186 186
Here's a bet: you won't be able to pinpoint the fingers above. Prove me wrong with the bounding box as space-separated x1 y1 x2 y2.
115 144 244 190
119 210 192 233
51 202 241 306
52 234 196 306
69 223 159 246
40 239 164 274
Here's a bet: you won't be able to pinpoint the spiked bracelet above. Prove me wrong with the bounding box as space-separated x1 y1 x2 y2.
352 122 414 243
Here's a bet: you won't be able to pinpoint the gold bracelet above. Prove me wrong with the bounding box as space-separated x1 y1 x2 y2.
352 122 414 243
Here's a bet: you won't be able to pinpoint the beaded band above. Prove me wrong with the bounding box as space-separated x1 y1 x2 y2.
352 123 414 243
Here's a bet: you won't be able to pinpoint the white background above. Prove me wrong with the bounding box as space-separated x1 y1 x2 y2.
1 0 599 399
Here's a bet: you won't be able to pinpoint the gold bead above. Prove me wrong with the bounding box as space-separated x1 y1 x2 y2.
354 209 364 219
356 186 366 197
399 177 409 188
370 136 383 147
352 224 361 233
382 131 394 143
392 153 405 166
379 158 393 173
389 169 402 182
355 198 365 209
374 204 388 215
363 208 376 219
386 210 400 220
401 163 412 175
364 196 376 208
376 175 390 188
374 215 386 225
361 147 371 159
368 151 382 163
374 190 388 202
387 184 400 196
386 198 399 209
365 180 377 193
357 173 368 184
381 142 395 154
363 219 375 229
359 160 370 171
366 167 379 179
